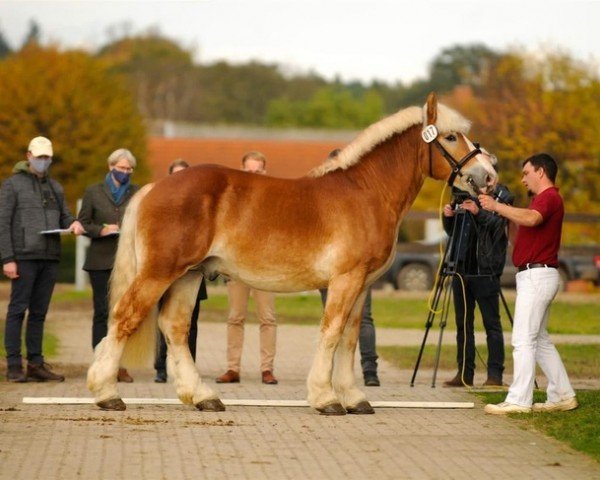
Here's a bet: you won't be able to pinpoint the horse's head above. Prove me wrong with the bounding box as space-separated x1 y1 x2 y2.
421 92 497 195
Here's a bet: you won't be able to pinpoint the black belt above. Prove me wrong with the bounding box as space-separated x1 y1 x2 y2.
517 263 558 272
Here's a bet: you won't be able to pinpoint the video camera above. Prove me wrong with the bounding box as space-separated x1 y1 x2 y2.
450 189 474 210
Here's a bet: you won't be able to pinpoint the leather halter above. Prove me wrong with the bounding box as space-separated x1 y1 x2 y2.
422 124 481 187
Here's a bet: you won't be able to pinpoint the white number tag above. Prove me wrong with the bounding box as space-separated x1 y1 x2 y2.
421 124 438 143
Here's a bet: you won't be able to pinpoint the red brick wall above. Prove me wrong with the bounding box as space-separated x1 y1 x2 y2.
148 137 344 180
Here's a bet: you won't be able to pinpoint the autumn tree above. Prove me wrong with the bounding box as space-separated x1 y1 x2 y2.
0 44 148 207
445 50 600 243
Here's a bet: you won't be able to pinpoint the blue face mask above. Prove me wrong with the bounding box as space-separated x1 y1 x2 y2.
30 158 52 174
111 169 131 184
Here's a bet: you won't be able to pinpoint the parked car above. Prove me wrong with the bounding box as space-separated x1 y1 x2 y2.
378 239 599 291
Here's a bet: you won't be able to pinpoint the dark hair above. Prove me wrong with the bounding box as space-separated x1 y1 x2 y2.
523 153 558 183
168 158 190 174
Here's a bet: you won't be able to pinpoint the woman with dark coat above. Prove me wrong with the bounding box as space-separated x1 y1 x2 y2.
78 148 139 382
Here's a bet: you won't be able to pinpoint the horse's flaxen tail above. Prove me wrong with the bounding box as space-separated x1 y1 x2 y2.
108 183 157 368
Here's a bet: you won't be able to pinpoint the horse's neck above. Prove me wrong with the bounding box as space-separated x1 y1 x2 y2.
347 126 425 216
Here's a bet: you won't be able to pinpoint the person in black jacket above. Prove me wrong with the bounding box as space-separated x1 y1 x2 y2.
78 148 139 383
1 136 84 382
442 182 513 388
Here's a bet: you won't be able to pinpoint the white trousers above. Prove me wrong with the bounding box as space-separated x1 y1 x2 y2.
505 268 575 407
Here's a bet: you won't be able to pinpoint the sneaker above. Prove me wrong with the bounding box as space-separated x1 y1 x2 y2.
117 368 134 383
261 370 278 385
154 370 167 383
532 397 578 413
484 401 531 415
443 374 473 387
7 366 27 383
364 374 380 387
26 362 65 382
216 370 240 383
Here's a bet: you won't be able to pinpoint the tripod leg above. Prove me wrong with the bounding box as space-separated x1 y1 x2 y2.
431 279 453 387
410 274 447 387
499 288 513 326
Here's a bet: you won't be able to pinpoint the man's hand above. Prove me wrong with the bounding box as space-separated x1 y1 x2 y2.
478 194 498 212
69 220 85 235
3 261 18 279
443 204 455 218
461 199 480 215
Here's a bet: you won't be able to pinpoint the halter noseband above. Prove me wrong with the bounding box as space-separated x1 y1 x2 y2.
422 124 481 187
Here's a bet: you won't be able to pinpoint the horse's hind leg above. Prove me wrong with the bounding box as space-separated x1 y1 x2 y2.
332 291 373 414
87 276 166 410
160 273 224 412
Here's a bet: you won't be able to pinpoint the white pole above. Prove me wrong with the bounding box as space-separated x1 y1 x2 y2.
74 198 90 291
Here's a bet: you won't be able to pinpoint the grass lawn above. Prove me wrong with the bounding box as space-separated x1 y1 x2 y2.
198 292 600 335
474 390 600 464
377 344 600 378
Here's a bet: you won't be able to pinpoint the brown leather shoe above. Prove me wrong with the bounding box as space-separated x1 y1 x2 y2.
117 368 134 383
216 370 240 383
26 362 65 382
482 377 505 387
443 374 473 387
262 370 278 385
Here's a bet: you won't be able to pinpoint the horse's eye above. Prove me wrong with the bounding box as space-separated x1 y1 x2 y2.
444 134 457 142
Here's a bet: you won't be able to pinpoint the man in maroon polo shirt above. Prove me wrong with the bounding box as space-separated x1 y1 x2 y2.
477 153 577 414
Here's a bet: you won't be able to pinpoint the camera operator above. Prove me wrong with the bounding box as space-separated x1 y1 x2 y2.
442 182 513 388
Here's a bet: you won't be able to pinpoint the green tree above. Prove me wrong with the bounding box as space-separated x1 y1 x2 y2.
98 31 195 120
0 44 148 207
266 86 384 129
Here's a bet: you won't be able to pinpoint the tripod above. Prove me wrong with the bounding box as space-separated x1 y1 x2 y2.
409 207 514 388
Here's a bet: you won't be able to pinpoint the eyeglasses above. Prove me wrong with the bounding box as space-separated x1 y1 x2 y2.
114 165 134 173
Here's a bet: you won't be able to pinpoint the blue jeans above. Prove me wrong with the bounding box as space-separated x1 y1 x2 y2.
319 288 378 376
4 260 59 368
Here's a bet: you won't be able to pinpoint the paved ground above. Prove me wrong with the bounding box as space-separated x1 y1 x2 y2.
1 290 599 479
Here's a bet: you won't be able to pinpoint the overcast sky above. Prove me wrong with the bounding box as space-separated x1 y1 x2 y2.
1 0 598 84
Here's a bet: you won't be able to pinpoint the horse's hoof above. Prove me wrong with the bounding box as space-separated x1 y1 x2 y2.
316 403 347 415
346 400 375 415
195 398 226 412
97 398 126 411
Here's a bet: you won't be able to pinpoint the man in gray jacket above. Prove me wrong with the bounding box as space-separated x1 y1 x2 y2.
0 136 84 382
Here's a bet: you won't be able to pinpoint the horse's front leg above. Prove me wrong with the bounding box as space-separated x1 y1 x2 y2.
307 274 364 415
332 290 374 414
160 273 224 412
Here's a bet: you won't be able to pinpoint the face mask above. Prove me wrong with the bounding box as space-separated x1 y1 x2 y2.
112 169 131 184
30 158 52 174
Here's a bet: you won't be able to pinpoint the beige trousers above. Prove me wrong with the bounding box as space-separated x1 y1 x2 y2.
226 280 277 373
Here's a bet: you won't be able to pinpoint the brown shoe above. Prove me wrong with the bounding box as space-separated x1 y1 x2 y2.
117 368 134 383
26 362 65 382
216 370 240 383
262 370 278 385
443 374 473 387
482 377 504 387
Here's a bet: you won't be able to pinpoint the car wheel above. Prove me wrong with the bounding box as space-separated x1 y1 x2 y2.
396 264 433 291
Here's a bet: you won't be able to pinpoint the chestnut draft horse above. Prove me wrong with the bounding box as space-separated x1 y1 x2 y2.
88 93 497 415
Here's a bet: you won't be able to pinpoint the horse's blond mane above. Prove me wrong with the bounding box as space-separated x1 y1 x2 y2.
308 103 471 177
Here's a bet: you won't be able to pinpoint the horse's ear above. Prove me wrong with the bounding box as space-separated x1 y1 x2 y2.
426 92 438 125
